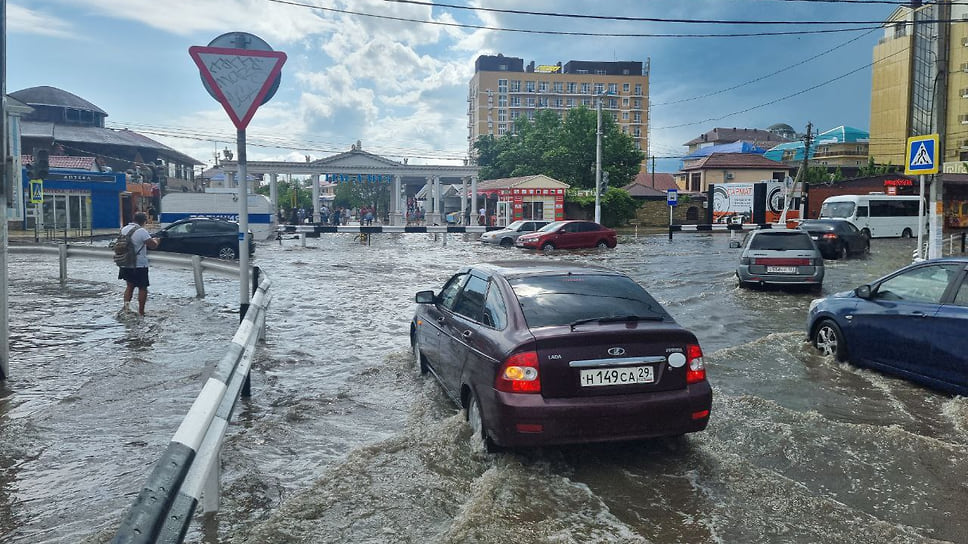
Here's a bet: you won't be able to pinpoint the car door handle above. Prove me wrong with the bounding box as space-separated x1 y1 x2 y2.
437 316 445 323
462 330 473 338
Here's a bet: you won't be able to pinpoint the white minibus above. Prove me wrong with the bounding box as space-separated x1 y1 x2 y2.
818 194 926 239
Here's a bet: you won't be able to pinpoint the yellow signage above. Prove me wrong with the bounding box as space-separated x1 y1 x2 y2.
905 134 939 175
535 65 560 73
29 180 43 203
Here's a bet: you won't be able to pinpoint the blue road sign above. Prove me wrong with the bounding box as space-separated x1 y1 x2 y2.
667 189 678 206
905 134 939 175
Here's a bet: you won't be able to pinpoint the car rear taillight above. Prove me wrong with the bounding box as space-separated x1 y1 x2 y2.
686 344 706 384
822 233 838 240
495 351 541 393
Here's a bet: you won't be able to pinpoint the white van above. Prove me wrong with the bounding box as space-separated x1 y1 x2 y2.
818 194 926 239
159 190 277 240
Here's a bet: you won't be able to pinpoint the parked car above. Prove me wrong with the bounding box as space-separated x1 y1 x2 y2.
732 228 824 292
798 219 870 260
152 217 254 260
515 220 617 251
410 261 712 451
806 257 968 396
479 220 551 247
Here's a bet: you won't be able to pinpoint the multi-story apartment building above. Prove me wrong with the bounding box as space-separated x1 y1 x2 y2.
467 54 649 160
869 3 968 166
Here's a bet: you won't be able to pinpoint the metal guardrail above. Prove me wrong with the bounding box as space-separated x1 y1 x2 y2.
111 274 271 543
913 232 968 261
8 244 240 297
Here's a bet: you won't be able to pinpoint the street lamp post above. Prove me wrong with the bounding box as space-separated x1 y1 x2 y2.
595 96 602 224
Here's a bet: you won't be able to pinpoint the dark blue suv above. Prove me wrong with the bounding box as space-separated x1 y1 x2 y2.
806 257 968 396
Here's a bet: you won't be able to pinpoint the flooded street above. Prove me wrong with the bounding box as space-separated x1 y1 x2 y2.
2 232 967 543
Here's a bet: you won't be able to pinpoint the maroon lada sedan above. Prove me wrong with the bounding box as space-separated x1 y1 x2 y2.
515 220 617 251
410 261 711 452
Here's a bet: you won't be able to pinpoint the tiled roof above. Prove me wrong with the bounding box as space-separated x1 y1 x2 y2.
476 174 569 190
10 86 107 115
629 172 677 191
20 121 202 165
681 152 793 171
21 154 99 171
684 127 790 147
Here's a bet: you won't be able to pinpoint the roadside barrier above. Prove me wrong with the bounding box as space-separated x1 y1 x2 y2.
9 244 240 297
111 273 271 543
279 224 504 235
670 223 770 233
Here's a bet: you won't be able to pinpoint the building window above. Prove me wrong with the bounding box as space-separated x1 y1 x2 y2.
623 98 629 107
634 84 642 95
633 127 641 137
623 112 629 120
498 96 507 107
608 83 617 94
566 98 574 107
526 97 535 107
498 79 508 93
582 98 591 106
567 82 577 94
553 82 563 93
527 111 535 120
623 83 630 93
538 97 548 107
526 81 535 92
498 64 508 71
580 82 590 94
894 22 907 39
498 110 507 122
498 124 507 135
634 113 642 122
510 80 520 92
609 98 617 108
594 83 605 94
539 81 548 92
510 96 521 107
595 69 606 75
555 98 563 107
633 99 641 108
511 111 520 120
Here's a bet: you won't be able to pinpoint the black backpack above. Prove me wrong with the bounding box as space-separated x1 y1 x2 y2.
113 228 138 268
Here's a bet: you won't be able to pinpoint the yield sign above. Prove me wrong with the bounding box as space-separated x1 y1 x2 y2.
189 46 287 130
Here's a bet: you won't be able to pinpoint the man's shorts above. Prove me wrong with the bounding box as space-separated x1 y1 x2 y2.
118 267 150 288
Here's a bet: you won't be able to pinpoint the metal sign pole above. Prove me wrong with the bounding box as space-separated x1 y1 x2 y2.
917 174 925 260
238 129 250 316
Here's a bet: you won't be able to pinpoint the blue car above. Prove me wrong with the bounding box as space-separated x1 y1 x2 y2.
806 257 968 396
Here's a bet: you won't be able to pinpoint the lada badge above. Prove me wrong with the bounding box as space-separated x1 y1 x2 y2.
607 347 625 356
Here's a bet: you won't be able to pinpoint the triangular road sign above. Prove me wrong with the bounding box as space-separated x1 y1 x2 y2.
189 46 287 130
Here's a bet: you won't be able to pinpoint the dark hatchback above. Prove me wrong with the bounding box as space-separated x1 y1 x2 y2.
411 261 711 451
798 219 870 260
153 217 254 260
807 257 968 396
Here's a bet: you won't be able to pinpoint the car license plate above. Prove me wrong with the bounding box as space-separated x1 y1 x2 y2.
766 266 797 273
580 365 654 387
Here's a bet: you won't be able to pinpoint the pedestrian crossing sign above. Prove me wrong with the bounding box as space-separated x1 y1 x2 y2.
905 134 939 175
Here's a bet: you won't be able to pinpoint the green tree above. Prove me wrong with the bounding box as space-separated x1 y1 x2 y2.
473 106 644 189
257 178 312 215
564 187 638 228
333 180 391 219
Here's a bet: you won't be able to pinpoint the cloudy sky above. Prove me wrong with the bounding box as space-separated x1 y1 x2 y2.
7 0 898 172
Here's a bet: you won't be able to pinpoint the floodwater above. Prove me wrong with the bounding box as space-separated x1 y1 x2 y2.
1 231 966 544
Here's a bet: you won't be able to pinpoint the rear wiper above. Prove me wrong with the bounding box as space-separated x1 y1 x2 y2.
569 314 663 328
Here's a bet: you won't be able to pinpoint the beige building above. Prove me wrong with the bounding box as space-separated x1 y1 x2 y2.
467 54 649 158
869 4 968 166
674 153 793 194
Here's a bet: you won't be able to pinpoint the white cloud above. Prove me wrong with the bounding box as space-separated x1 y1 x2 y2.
8 3 75 38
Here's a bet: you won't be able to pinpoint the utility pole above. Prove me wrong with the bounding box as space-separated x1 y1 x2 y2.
930 0 950 259
779 121 811 225
595 96 602 224
799 121 813 220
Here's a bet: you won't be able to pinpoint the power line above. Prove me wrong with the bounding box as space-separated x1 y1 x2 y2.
382 0 953 25
264 0 882 38
653 28 878 106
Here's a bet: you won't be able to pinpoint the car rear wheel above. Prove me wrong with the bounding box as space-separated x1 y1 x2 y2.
813 319 847 362
901 228 913 238
837 244 848 260
499 238 513 248
596 240 609 249
467 393 498 453
541 242 555 252
217 244 238 260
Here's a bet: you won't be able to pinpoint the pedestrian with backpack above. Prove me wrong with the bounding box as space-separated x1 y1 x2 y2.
116 212 160 316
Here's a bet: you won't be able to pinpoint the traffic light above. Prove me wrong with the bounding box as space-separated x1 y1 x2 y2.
33 148 50 180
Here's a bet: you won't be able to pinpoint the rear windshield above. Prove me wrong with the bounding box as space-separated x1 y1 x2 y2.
507 274 670 328
750 232 815 250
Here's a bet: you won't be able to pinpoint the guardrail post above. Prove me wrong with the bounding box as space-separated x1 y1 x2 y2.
201 451 220 513
962 232 966 254
191 255 205 298
58 244 68 285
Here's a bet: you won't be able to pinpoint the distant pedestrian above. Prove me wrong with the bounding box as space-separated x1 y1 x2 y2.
478 207 486 226
118 212 160 316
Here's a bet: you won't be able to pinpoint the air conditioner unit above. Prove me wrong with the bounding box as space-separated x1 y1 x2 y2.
725 173 734 180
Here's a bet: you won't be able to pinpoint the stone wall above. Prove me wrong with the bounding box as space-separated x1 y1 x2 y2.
632 199 705 227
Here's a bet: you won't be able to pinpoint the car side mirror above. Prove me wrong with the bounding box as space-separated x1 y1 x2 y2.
154 231 168 238
415 290 435 304
855 285 872 299
729 240 741 249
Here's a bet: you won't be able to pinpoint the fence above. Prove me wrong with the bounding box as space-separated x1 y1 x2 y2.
111 273 271 543
8 244 240 297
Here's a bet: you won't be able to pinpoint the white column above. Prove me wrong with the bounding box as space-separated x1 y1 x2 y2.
269 173 278 223
392 175 403 226
312 174 320 223
460 177 468 225
225 171 236 190
471 176 479 225
433 175 442 225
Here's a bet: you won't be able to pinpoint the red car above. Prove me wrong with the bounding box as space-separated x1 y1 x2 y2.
411 262 711 452
515 220 617 251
